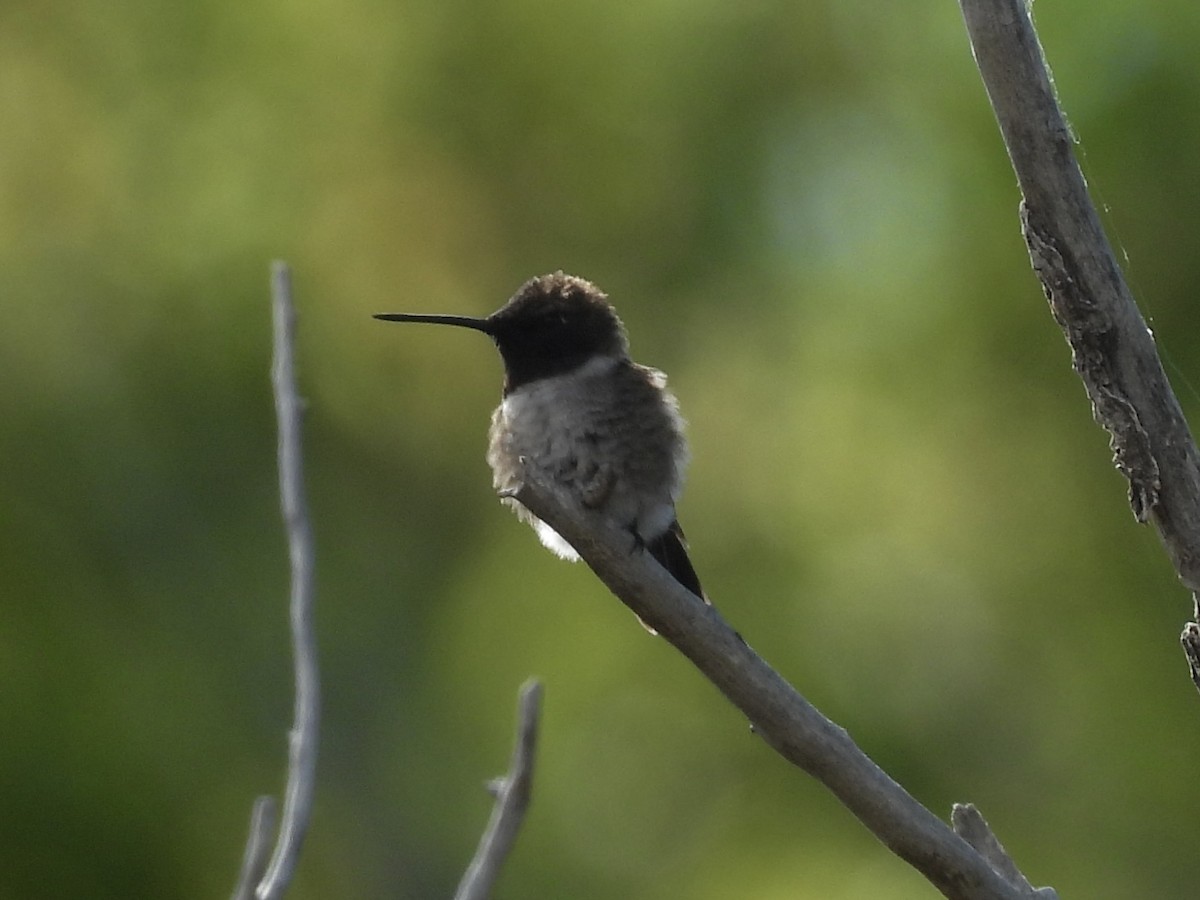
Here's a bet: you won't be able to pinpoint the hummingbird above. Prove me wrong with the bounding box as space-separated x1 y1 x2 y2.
374 271 705 603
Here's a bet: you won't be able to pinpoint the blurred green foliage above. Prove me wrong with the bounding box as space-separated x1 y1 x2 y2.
3 1 1200 897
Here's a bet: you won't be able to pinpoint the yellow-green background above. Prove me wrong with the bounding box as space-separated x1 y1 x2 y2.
4 2 1200 897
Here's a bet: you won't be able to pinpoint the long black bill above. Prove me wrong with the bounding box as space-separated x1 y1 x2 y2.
373 312 494 335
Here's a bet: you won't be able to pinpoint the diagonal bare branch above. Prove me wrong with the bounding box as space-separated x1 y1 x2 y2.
513 480 1047 899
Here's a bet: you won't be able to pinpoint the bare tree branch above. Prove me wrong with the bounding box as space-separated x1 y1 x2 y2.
511 481 1048 899
956 0 1200 685
231 261 321 900
256 260 321 899
454 680 544 900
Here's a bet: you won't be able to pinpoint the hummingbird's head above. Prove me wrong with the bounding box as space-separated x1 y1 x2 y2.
374 271 629 394
485 272 629 391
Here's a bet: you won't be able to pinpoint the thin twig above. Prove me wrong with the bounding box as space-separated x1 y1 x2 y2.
250 260 321 899
957 0 1200 687
231 797 278 900
951 805 1056 899
513 480 1046 900
454 680 544 900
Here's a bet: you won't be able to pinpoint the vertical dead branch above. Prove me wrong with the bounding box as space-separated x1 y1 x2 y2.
958 0 1200 685
454 680 544 900
257 261 321 898
231 261 321 900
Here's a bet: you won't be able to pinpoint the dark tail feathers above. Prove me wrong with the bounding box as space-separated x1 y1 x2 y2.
645 520 707 602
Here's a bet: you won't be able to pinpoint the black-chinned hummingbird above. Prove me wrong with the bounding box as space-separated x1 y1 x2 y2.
375 271 705 603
